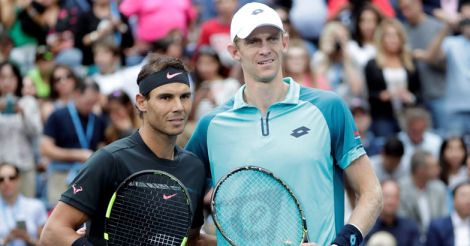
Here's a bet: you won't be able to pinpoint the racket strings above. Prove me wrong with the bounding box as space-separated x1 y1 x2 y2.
213 170 304 245
106 173 191 246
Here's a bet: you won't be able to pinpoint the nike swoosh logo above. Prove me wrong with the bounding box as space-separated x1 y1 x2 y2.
163 193 177 200
166 72 183 79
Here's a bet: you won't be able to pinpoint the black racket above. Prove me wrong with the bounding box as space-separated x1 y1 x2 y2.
104 170 192 246
211 166 308 245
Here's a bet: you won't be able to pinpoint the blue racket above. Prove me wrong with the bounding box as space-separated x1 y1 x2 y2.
211 166 307 245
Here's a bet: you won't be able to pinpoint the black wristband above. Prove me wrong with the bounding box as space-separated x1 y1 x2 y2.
71 237 93 246
332 224 363 246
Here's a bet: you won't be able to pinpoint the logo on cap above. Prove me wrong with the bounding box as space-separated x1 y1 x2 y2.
252 9 263 15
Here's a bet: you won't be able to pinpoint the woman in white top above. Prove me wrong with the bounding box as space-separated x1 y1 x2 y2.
364 18 422 137
0 62 42 197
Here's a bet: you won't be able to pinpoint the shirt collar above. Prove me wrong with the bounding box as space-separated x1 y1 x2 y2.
452 211 470 227
232 77 300 110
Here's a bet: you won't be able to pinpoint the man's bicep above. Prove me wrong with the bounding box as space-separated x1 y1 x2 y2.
344 155 379 193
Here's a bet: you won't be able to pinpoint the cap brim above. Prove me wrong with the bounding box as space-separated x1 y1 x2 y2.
236 24 284 40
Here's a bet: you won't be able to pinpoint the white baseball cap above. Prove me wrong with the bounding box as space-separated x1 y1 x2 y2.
230 2 284 42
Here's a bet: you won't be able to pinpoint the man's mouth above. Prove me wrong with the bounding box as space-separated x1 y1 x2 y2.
257 59 275 65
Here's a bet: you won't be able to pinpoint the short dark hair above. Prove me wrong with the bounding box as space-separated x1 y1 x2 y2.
383 136 404 157
50 64 79 99
75 78 100 94
92 41 120 57
136 55 188 90
458 0 470 13
0 163 20 177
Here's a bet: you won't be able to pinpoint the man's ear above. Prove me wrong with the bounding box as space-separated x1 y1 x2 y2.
227 42 241 61
282 32 289 53
135 93 147 113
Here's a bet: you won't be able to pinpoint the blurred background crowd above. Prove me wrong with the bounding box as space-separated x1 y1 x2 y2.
0 0 470 245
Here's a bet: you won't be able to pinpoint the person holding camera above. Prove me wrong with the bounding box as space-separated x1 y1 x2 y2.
413 1 470 137
0 163 48 246
312 21 365 99
0 62 42 198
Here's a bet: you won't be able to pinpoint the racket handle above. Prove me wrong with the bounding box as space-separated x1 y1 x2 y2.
71 237 93 246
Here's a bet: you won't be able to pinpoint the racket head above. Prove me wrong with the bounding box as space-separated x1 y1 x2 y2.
104 170 192 246
211 166 307 246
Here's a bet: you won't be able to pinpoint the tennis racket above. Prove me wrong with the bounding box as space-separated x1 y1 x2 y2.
104 170 192 246
211 166 307 246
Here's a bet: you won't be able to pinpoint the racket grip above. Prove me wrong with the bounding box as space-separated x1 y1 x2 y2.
71 237 93 246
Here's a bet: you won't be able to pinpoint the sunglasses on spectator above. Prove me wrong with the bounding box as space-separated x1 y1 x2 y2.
53 74 72 83
0 175 18 183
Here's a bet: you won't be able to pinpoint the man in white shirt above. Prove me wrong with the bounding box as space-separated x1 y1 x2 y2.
426 181 470 245
398 107 442 173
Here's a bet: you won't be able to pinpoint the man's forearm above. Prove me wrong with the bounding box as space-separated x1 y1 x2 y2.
347 185 383 235
39 226 82 246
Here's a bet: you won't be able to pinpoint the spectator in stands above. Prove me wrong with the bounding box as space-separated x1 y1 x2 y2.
366 231 397 246
414 1 470 137
399 0 447 133
327 0 394 28
289 0 327 49
398 107 442 174
365 18 421 138
0 32 14 64
89 42 124 95
439 136 468 189
41 80 106 206
104 89 139 144
313 21 364 98
426 181 470 246
364 180 421 246
119 0 196 56
75 0 134 66
197 0 238 67
0 62 42 197
283 38 316 88
40 64 79 121
348 4 383 69
18 0 82 68
89 42 121 77
26 46 55 100
0 0 38 73
371 135 406 182
190 45 240 121
0 162 48 246
350 97 383 156
399 150 449 238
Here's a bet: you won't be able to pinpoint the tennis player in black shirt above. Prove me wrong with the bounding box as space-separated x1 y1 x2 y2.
40 56 213 245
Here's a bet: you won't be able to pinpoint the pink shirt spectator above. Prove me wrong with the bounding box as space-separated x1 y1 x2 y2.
119 0 196 42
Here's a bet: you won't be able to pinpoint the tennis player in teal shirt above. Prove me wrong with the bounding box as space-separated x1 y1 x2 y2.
186 2 383 246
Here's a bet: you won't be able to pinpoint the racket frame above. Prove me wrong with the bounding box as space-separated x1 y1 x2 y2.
210 165 308 245
104 169 193 246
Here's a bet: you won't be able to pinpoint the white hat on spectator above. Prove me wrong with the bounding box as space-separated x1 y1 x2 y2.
230 2 284 42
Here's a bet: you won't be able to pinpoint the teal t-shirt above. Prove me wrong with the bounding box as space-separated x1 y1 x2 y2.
186 78 366 245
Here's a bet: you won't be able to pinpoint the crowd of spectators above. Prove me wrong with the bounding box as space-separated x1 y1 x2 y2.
1 0 470 245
